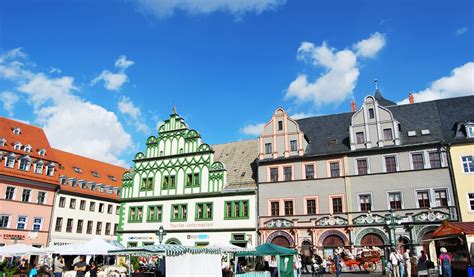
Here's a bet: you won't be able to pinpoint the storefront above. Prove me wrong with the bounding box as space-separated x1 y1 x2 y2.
431 221 474 276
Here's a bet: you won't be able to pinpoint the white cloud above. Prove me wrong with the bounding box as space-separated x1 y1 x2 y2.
240 123 264 136
286 33 386 107
49 67 61 74
92 55 134 91
398 62 474 104
0 48 133 167
455 27 468 36
136 0 285 19
0 48 33 81
354 32 386 58
289 112 316 120
0 91 20 116
118 96 150 134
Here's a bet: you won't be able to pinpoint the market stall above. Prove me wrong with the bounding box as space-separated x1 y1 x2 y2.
236 243 297 277
431 221 474 276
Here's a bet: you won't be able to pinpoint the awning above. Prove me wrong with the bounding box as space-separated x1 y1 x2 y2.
236 243 297 257
109 244 222 256
433 221 474 238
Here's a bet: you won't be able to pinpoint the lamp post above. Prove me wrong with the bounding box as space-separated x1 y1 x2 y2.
156 225 167 245
385 209 405 248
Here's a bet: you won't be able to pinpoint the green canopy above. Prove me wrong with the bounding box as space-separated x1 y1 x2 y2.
235 243 297 257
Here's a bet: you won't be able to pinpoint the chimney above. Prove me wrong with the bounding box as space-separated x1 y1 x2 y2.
351 98 357 112
408 92 415 104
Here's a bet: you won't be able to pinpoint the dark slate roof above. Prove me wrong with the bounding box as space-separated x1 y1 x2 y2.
294 95 474 157
375 90 397 106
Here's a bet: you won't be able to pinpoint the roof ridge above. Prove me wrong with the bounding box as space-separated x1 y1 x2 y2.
52 148 128 170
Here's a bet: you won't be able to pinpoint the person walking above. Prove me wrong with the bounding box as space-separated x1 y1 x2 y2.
53 255 65 277
334 251 342 277
397 249 405 277
403 249 411 277
389 248 400 277
439 247 452 277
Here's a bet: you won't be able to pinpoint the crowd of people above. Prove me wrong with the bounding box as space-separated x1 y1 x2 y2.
387 247 452 277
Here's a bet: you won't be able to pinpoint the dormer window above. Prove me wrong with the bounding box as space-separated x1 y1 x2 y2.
115 188 121 196
73 167 82 173
13 127 21 135
34 161 44 174
383 128 393 141
23 145 32 153
368 108 374 119
81 182 88 189
467 124 474 138
18 157 31 171
70 180 77 187
98 186 104 192
5 154 16 168
0 138 6 147
108 175 116 182
91 171 100 178
46 163 55 176
13 142 22 151
38 149 46 156
60 177 67 185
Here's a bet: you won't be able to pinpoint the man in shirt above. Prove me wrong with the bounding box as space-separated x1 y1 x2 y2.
389 248 400 277
53 255 66 277
73 256 87 277
403 249 411 277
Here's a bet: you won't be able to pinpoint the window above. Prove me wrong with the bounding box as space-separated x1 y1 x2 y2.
89 201 96 212
429 152 441 168
69 198 76 209
284 200 294 215
108 175 117 182
86 221 93 234
467 125 474 138
356 132 365 144
468 193 474 211
5 186 15 200
13 143 21 150
76 219 83 233
34 163 43 174
0 215 10 228
357 159 368 175
73 167 82 173
162 176 176 190
59 197 65 208
434 189 448 207
21 189 31 202
105 223 111 235
99 203 104 213
24 145 31 152
417 191 431 208
383 128 393 141
332 197 343 213
91 171 100 177
306 199 317 215
17 216 27 229
171 204 187 221
265 143 272 154
305 164 315 179
66 218 73 233
79 200 86 210
278 120 283 131
141 177 153 191
5 155 15 168
412 153 424 170
32 218 42 231
55 217 63 232
13 127 21 135
116 205 121 215
38 149 46 156
37 192 46 204
368 108 374 119
283 167 292 181
385 156 397 172
186 173 200 187
270 201 279 216
359 194 372 212
114 223 118 236
104 204 112 214
19 158 31 171
330 162 340 177
290 140 297 151
46 165 55 176
96 222 102 235
388 192 402 210
270 168 278 182
196 203 213 220
462 156 474 173
224 200 249 219
0 138 5 146
129 206 143 222
147 205 163 222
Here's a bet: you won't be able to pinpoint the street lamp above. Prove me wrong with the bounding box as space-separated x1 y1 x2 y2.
156 225 167 245
385 209 405 247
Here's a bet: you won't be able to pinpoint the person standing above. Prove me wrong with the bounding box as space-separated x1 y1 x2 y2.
416 250 429 277
439 247 452 277
53 255 65 277
389 248 400 277
403 249 411 277
397 249 404 277
73 256 87 277
334 251 342 277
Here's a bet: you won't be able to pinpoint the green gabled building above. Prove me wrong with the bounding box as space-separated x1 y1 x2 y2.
118 110 258 247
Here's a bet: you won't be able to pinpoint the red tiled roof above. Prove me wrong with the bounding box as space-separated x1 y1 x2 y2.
53 149 127 200
433 221 474 237
0 117 59 185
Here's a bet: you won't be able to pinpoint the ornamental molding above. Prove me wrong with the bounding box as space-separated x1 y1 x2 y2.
316 215 348 226
353 212 385 225
354 227 390 245
264 219 294 228
413 210 449 222
266 230 295 246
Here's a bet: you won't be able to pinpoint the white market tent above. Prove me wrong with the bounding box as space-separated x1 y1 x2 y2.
54 237 120 255
0 244 45 256
207 242 256 253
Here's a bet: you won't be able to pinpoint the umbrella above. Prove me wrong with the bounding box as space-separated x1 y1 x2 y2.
0 244 45 256
59 237 120 255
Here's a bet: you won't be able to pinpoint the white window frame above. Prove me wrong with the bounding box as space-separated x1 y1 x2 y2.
5 155 15 168
37 191 47 204
386 190 404 210
0 214 11 228
426 149 443 168
32 217 43 231
13 142 22 150
46 164 55 176
0 138 6 147
38 149 46 156
355 157 370 175
461 155 474 174
18 158 31 171
466 125 474 138
16 216 28 230
13 127 21 135
382 154 399 173
433 187 451 207
467 193 474 213
409 151 426 170
21 189 31 202
23 145 32 153
5 186 16 200
356 192 374 212
414 189 432 208
34 162 44 174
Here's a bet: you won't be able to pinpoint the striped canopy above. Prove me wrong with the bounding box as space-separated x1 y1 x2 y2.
109 244 222 256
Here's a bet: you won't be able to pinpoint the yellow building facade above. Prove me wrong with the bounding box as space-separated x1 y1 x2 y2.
450 143 474 222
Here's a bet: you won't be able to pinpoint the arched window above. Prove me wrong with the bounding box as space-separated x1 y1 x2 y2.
13 142 22 151
24 145 32 153
13 127 21 135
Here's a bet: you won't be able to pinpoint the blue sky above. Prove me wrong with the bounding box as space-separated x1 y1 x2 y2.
0 0 473 167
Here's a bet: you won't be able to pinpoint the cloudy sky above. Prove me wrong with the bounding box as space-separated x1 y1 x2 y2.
0 0 473 167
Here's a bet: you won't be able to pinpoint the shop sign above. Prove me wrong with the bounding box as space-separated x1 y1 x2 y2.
187 234 209 240
52 242 74 246
3 234 25 240
170 222 213 228
129 235 156 240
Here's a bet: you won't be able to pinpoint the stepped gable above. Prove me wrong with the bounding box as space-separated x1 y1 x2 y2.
212 139 258 190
